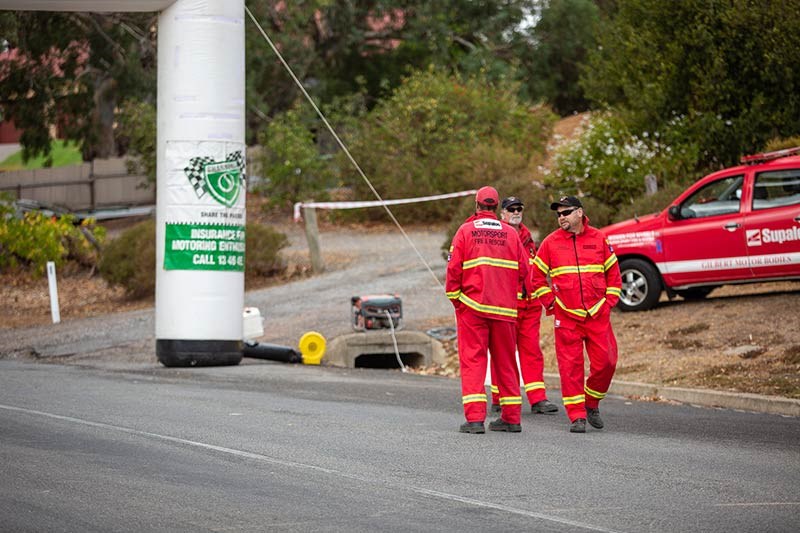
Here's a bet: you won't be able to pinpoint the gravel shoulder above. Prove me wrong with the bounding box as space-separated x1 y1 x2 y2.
1 222 799 399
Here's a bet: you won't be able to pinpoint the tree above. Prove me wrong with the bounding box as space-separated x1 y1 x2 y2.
0 11 156 162
581 0 800 166
522 0 600 115
243 0 539 139
339 68 556 222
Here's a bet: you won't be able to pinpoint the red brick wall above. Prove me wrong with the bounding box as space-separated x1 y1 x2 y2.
0 119 22 143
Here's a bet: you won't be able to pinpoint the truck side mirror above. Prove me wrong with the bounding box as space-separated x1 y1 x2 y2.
667 205 682 220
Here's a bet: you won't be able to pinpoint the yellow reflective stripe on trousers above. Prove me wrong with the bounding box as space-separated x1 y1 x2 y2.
463 256 519 270
499 396 522 405
524 381 545 392
490 384 499 393
459 294 517 318
562 394 585 406
584 386 606 400
462 393 487 404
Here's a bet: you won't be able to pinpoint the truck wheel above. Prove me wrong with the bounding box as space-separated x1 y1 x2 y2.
674 287 715 300
618 259 662 312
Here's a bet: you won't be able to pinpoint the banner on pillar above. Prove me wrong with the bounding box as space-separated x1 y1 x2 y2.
164 142 246 271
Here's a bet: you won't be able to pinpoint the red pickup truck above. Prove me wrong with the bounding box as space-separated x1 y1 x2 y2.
602 147 800 311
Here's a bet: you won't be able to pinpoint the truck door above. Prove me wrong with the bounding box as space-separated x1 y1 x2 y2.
661 174 752 286
743 168 800 278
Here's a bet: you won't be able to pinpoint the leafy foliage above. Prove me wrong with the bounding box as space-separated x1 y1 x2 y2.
522 0 600 115
0 194 106 275
97 219 157 299
545 113 700 209
581 0 800 167
341 68 556 222
116 100 157 184
254 107 338 210
98 219 289 298
1 11 157 161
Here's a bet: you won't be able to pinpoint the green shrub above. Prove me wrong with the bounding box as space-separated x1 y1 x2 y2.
0 195 105 275
98 218 157 298
341 68 556 223
612 181 688 224
763 136 800 153
244 223 289 278
98 219 289 298
547 112 700 207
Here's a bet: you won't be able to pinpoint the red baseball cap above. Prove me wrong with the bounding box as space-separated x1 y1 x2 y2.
475 186 499 207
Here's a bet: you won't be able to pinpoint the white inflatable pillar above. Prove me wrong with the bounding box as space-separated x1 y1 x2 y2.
155 0 246 366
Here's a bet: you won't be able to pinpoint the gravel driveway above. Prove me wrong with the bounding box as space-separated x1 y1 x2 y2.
0 224 455 365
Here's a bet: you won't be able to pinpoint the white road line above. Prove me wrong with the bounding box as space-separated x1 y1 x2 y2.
1 403 622 533
713 502 800 507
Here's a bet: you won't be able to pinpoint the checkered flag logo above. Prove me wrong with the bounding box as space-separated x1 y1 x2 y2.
183 151 246 200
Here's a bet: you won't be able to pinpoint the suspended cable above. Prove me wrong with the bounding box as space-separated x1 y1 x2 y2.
244 6 443 289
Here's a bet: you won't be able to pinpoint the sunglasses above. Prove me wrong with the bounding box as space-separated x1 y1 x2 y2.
505 206 523 213
556 207 579 218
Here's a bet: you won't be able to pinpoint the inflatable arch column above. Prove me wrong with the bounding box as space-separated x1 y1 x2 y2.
1 0 246 366
155 0 246 367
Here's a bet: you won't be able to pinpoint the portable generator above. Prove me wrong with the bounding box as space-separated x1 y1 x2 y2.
351 294 403 331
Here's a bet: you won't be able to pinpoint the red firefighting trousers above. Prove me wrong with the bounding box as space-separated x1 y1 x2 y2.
456 307 522 424
554 308 618 422
490 304 548 406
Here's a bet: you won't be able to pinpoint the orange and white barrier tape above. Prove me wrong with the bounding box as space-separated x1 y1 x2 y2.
293 189 478 222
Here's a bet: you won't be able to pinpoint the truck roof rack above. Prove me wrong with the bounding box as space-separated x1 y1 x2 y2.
740 146 800 164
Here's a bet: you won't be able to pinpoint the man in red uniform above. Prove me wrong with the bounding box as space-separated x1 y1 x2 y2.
531 196 622 433
446 186 528 434
489 197 559 415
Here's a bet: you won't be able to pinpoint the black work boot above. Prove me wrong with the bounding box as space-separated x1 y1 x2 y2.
459 421 485 434
490 404 501 413
530 399 559 414
570 418 586 433
489 418 522 433
586 407 604 429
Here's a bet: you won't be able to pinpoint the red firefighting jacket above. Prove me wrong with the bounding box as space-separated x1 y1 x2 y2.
446 211 528 322
516 223 537 309
531 217 622 321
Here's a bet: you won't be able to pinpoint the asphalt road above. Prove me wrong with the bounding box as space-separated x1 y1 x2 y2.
1 360 798 533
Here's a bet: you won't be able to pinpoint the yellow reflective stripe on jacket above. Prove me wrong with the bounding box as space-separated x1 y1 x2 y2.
606 287 621 297
499 396 523 405
550 264 604 277
533 256 550 274
463 256 519 270
562 394 585 406
555 296 607 317
524 381 545 392
584 385 606 400
446 290 461 300
459 294 517 318
462 393 487 404
587 298 606 316
604 253 618 271
555 297 588 318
